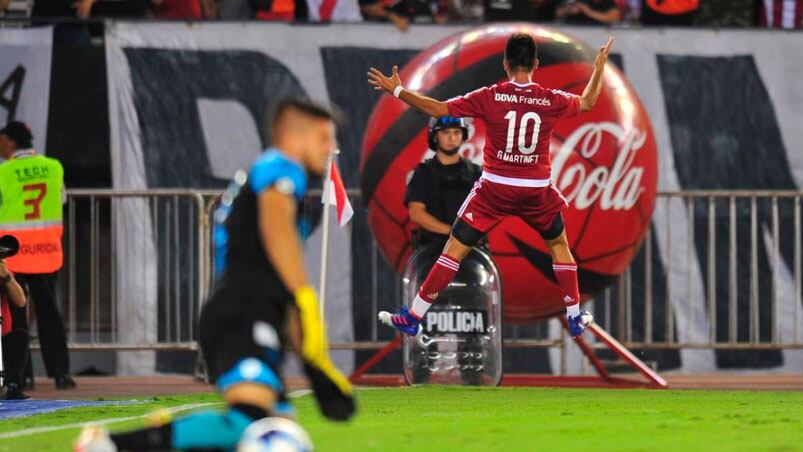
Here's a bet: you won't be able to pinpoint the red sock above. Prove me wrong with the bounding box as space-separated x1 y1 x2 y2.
412 254 461 318
553 263 580 317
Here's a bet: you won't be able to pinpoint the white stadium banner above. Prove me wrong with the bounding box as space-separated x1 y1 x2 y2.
106 22 803 374
0 26 53 154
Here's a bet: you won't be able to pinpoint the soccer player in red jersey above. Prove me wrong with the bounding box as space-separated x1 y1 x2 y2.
368 33 613 337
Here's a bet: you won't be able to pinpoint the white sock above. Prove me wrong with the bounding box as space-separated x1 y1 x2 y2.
410 295 432 319
566 302 580 318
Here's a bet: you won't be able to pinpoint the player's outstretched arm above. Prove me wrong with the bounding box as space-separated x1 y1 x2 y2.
368 65 449 117
579 37 613 112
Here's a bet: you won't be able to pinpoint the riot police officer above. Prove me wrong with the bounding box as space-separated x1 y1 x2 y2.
404 116 481 251
404 116 489 385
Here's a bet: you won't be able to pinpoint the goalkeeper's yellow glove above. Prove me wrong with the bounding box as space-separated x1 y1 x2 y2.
295 286 327 362
294 286 356 421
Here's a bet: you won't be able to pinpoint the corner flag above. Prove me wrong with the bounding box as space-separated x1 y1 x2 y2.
323 158 353 227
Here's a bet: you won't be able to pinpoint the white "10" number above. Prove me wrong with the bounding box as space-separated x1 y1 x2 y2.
504 110 542 155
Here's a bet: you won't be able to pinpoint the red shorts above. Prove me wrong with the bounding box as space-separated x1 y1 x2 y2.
456 178 568 235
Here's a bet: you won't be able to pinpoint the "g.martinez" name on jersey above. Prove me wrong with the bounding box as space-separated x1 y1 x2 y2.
425 310 487 334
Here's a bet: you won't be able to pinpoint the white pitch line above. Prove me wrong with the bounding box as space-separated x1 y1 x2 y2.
0 387 324 440
288 389 313 398
0 402 220 440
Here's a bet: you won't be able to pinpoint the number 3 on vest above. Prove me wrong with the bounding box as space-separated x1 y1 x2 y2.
23 183 48 220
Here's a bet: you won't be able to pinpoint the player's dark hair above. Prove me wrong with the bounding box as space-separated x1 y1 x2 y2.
271 97 337 126
266 97 341 144
504 33 537 71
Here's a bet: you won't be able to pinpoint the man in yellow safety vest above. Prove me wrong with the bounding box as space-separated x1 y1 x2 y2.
0 121 75 390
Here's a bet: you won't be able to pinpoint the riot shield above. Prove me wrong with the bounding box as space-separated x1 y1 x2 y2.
401 244 503 386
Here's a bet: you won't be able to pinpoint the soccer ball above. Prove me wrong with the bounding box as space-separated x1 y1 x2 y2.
237 417 314 452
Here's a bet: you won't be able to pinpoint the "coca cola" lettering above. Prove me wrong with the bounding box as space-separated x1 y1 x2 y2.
551 122 646 211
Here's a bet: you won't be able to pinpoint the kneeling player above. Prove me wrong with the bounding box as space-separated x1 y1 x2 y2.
76 98 355 451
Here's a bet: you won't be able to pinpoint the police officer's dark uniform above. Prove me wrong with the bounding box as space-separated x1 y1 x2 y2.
404 118 481 252
403 117 484 385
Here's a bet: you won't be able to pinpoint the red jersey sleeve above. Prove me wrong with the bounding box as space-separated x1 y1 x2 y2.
549 89 581 118
446 86 492 119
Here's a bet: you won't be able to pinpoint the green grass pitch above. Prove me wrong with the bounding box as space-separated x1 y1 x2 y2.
1 386 802 451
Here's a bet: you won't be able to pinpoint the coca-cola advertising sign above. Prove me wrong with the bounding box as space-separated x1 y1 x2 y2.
552 123 646 211
361 24 658 322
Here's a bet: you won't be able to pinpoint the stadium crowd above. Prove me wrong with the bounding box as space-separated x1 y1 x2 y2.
0 0 801 28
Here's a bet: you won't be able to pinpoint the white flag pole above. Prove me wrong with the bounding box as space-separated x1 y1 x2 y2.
318 150 337 322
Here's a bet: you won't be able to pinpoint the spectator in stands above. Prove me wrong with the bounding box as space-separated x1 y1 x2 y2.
32 0 147 19
556 0 622 24
484 0 535 21
1 250 30 400
759 0 802 28
216 0 255 18
253 0 297 20
448 0 483 21
621 0 640 22
31 0 78 18
149 0 217 18
690 0 751 27
0 0 9 14
533 0 560 20
640 0 697 25
0 121 75 391
73 0 97 19
361 0 450 30
215 0 308 20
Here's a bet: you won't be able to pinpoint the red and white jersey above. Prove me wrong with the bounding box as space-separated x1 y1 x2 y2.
446 80 580 185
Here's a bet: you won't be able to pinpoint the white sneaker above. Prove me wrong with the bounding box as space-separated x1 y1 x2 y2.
74 425 117 452
378 307 422 336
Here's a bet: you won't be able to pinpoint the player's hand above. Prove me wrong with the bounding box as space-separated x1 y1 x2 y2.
389 13 410 31
367 66 402 95
72 0 96 19
576 2 591 15
594 37 613 71
302 359 356 421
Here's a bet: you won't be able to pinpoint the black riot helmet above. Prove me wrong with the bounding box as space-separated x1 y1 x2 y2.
427 116 469 152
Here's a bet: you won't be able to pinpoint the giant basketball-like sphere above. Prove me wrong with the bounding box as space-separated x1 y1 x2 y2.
360 24 657 322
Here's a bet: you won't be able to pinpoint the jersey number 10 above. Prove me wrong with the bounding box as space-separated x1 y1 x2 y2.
504 111 542 155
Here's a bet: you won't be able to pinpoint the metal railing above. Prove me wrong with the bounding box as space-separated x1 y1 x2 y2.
41 190 208 351
48 189 803 353
591 190 803 350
